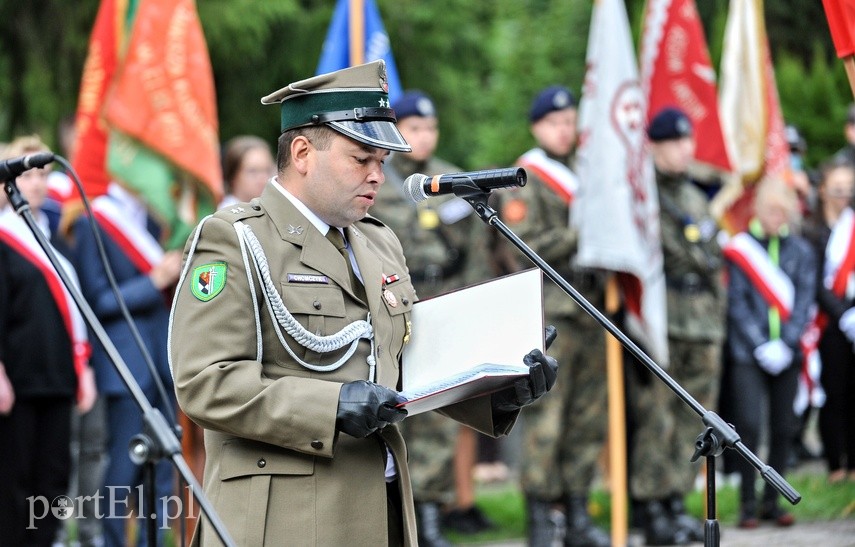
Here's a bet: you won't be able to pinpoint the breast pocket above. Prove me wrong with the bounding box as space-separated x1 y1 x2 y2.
279 283 348 365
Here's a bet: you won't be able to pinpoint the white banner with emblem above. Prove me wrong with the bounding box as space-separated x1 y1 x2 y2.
574 0 668 366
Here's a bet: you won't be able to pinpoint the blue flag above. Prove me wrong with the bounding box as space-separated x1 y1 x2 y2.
316 0 403 103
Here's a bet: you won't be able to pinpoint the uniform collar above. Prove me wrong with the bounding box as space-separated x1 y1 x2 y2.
270 177 333 236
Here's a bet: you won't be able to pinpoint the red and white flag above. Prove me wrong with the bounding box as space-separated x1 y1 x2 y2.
714 0 790 234
575 0 668 365
640 0 732 173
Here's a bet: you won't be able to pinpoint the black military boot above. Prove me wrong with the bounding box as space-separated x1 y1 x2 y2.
642 499 690 546
526 497 564 547
415 502 452 547
667 495 704 542
563 495 610 547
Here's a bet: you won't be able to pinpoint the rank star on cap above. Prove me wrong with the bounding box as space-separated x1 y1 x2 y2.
378 97 389 108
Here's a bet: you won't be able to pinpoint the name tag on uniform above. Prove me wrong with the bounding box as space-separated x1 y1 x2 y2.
287 273 330 284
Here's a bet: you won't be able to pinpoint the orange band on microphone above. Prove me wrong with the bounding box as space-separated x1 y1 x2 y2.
430 175 441 194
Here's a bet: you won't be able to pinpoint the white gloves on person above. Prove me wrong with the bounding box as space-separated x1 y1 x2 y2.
839 308 855 343
753 339 794 376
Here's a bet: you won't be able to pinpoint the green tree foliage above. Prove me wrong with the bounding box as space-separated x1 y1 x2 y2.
0 0 850 175
0 0 98 148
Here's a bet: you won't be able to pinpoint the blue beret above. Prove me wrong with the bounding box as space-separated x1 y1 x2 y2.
529 86 576 123
392 90 436 120
647 107 693 142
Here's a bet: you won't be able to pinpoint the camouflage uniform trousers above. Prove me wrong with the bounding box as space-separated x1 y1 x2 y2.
520 313 608 499
629 337 721 499
400 412 459 505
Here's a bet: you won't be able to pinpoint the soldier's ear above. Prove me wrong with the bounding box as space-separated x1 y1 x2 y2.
290 135 312 175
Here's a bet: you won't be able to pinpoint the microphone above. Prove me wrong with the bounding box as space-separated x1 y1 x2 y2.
403 167 526 203
0 152 55 181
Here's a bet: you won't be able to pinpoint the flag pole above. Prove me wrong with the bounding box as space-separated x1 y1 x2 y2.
605 275 629 546
348 0 364 66
843 56 855 99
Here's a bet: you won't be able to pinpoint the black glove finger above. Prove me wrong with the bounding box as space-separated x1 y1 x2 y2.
544 325 558 350
378 403 408 425
542 354 558 391
523 347 543 367
527 360 548 399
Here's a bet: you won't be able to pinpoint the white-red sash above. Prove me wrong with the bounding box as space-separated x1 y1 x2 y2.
795 207 855 413
723 232 794 321
47 171 74 204
516 148 579 205
0 207 90 378
822 207 855 297
91 194 163 274
795 305 826 414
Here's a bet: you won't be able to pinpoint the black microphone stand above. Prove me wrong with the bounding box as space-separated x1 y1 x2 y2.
3 178 235 547
460 190 800 547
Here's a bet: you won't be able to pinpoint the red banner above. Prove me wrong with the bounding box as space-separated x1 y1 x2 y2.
823 0 855 58
71 0 123 199
104 0 222 199
640 0 732 172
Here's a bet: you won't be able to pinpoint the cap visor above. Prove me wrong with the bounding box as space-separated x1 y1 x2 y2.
328 120 412 152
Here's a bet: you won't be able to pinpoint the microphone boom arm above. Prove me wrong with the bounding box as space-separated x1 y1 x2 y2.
461 191 800 510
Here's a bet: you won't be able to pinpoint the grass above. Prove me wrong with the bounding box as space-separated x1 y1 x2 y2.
62 463 854 546
446 464 855 544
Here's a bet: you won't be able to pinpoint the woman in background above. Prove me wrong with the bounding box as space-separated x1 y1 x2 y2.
805 159 855 484
218 135 275 208
723 178 815 528
0 135 96 545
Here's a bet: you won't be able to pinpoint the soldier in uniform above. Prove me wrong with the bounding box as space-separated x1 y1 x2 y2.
628 107 725 545
373 90 495 546
500 86 610 547
168 61 558 547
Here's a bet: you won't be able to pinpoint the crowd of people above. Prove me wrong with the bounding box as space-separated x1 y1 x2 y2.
0 58 854 547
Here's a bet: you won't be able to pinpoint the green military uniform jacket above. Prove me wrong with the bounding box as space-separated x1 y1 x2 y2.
377 154 492 298
656 170 725 342
169 181 515 546
505 148 605 317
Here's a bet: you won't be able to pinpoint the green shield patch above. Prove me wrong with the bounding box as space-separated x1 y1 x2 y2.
191 262 227 301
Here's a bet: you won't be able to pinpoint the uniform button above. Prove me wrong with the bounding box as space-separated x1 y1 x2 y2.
313 300 322 310
252 204 261 211
257 458 266 468
311 440 324 450
402 298 410 305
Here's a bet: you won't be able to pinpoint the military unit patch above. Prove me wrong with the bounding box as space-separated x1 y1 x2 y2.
191 262 227 301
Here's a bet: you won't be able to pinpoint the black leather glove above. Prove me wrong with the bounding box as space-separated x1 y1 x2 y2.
492 348 559 412
544 325 557 350
336 380 408 438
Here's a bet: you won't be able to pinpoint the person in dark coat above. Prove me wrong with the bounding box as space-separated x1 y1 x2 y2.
723 178 816 528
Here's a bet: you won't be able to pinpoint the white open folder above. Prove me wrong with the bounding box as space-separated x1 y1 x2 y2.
398 268 545 415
